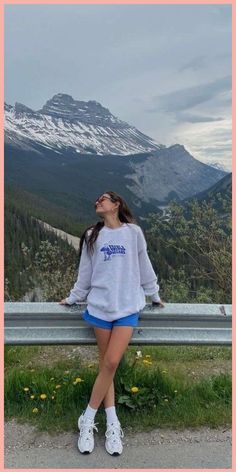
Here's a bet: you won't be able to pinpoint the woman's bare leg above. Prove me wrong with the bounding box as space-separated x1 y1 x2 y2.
94 327 115 408
89 326 134 409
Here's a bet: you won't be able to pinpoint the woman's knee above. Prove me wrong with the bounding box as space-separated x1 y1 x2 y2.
102 355 120 372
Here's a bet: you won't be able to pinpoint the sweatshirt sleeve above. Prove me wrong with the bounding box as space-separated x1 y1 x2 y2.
65 238 92 305
137 227 161 302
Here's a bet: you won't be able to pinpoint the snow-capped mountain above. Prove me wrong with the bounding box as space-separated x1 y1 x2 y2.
4 93 161 156
5 93 229 222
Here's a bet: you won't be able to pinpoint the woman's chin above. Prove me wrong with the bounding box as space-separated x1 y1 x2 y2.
96 209 104 216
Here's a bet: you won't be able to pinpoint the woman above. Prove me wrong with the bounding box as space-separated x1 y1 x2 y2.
60 191 164 456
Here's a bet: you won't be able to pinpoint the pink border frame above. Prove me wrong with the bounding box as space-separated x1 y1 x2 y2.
1 1 234 471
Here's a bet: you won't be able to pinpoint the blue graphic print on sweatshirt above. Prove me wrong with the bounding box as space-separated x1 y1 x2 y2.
100 243 126 261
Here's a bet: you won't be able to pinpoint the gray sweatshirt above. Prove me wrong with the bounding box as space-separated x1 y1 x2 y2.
65 223 161 321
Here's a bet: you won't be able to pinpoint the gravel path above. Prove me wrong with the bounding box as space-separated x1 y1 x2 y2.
5 419 231 469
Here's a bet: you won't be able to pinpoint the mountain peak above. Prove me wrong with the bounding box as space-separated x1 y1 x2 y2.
5 93 161 155
169 144 185 151
52 93 74 102
15 102 35 115
37 93 120 127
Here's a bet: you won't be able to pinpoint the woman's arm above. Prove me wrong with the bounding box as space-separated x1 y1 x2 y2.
64 239 93 305
137 227 162 303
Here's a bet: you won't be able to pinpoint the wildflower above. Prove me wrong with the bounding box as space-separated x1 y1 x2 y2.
32 408 39 413
40 394 47 400
64 371 70 374
23 387 29 392
131 386 139 393
51 396 55 400
145 355 151 358
164 399 169 402
174 390 178 393
136 351 142 358
30 395 35 399
143 360 150 364
55 385 61 389
50 378 55 381
162 370 168 374
73 377 84 385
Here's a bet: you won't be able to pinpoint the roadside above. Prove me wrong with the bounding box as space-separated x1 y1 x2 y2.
5 419 232 468
7 344 232 379
34 218 81 251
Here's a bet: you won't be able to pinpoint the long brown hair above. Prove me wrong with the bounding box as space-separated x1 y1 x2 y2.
79 191 137 257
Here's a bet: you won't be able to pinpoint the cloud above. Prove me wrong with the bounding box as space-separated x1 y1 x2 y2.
148 75 232 113
179 55 207 72
179 53 231 73
173 117 232 171
175 113 224 123
203 145 232 155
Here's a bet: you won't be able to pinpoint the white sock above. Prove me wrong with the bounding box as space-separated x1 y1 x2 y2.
105 406 119 424
83 404 97 421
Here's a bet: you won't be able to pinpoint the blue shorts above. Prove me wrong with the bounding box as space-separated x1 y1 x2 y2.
82 309 139 330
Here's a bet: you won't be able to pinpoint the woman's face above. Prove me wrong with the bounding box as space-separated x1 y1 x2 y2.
94 193 119 216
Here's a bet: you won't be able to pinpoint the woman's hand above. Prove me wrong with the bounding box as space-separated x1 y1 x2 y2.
152 300 165 308
59 299 70 305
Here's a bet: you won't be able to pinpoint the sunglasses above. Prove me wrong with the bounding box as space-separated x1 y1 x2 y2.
95 195 117 205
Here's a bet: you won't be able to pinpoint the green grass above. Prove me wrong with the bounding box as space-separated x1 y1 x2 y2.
4 345 231 434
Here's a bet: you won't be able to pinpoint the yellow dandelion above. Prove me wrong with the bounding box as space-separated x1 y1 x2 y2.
143 359 150 364
40 394 47 400
32 408 39 414
30 395 35 399
73 377 84 385
131 386 139 393
55 385 61 389
145 355 151 358
23 387 29 392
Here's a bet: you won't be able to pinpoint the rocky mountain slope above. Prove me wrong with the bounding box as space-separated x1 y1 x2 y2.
4 93 161 156
4 93 228 216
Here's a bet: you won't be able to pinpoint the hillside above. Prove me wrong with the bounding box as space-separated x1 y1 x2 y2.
4 197 78 301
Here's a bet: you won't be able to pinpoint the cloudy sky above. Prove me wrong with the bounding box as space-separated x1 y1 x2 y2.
5 4 232 171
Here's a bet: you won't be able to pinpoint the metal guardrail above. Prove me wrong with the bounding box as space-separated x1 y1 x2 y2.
4 302 232 346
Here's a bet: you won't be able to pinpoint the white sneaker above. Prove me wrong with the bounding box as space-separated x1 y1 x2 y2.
105 420 124 456
77 412 98 454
